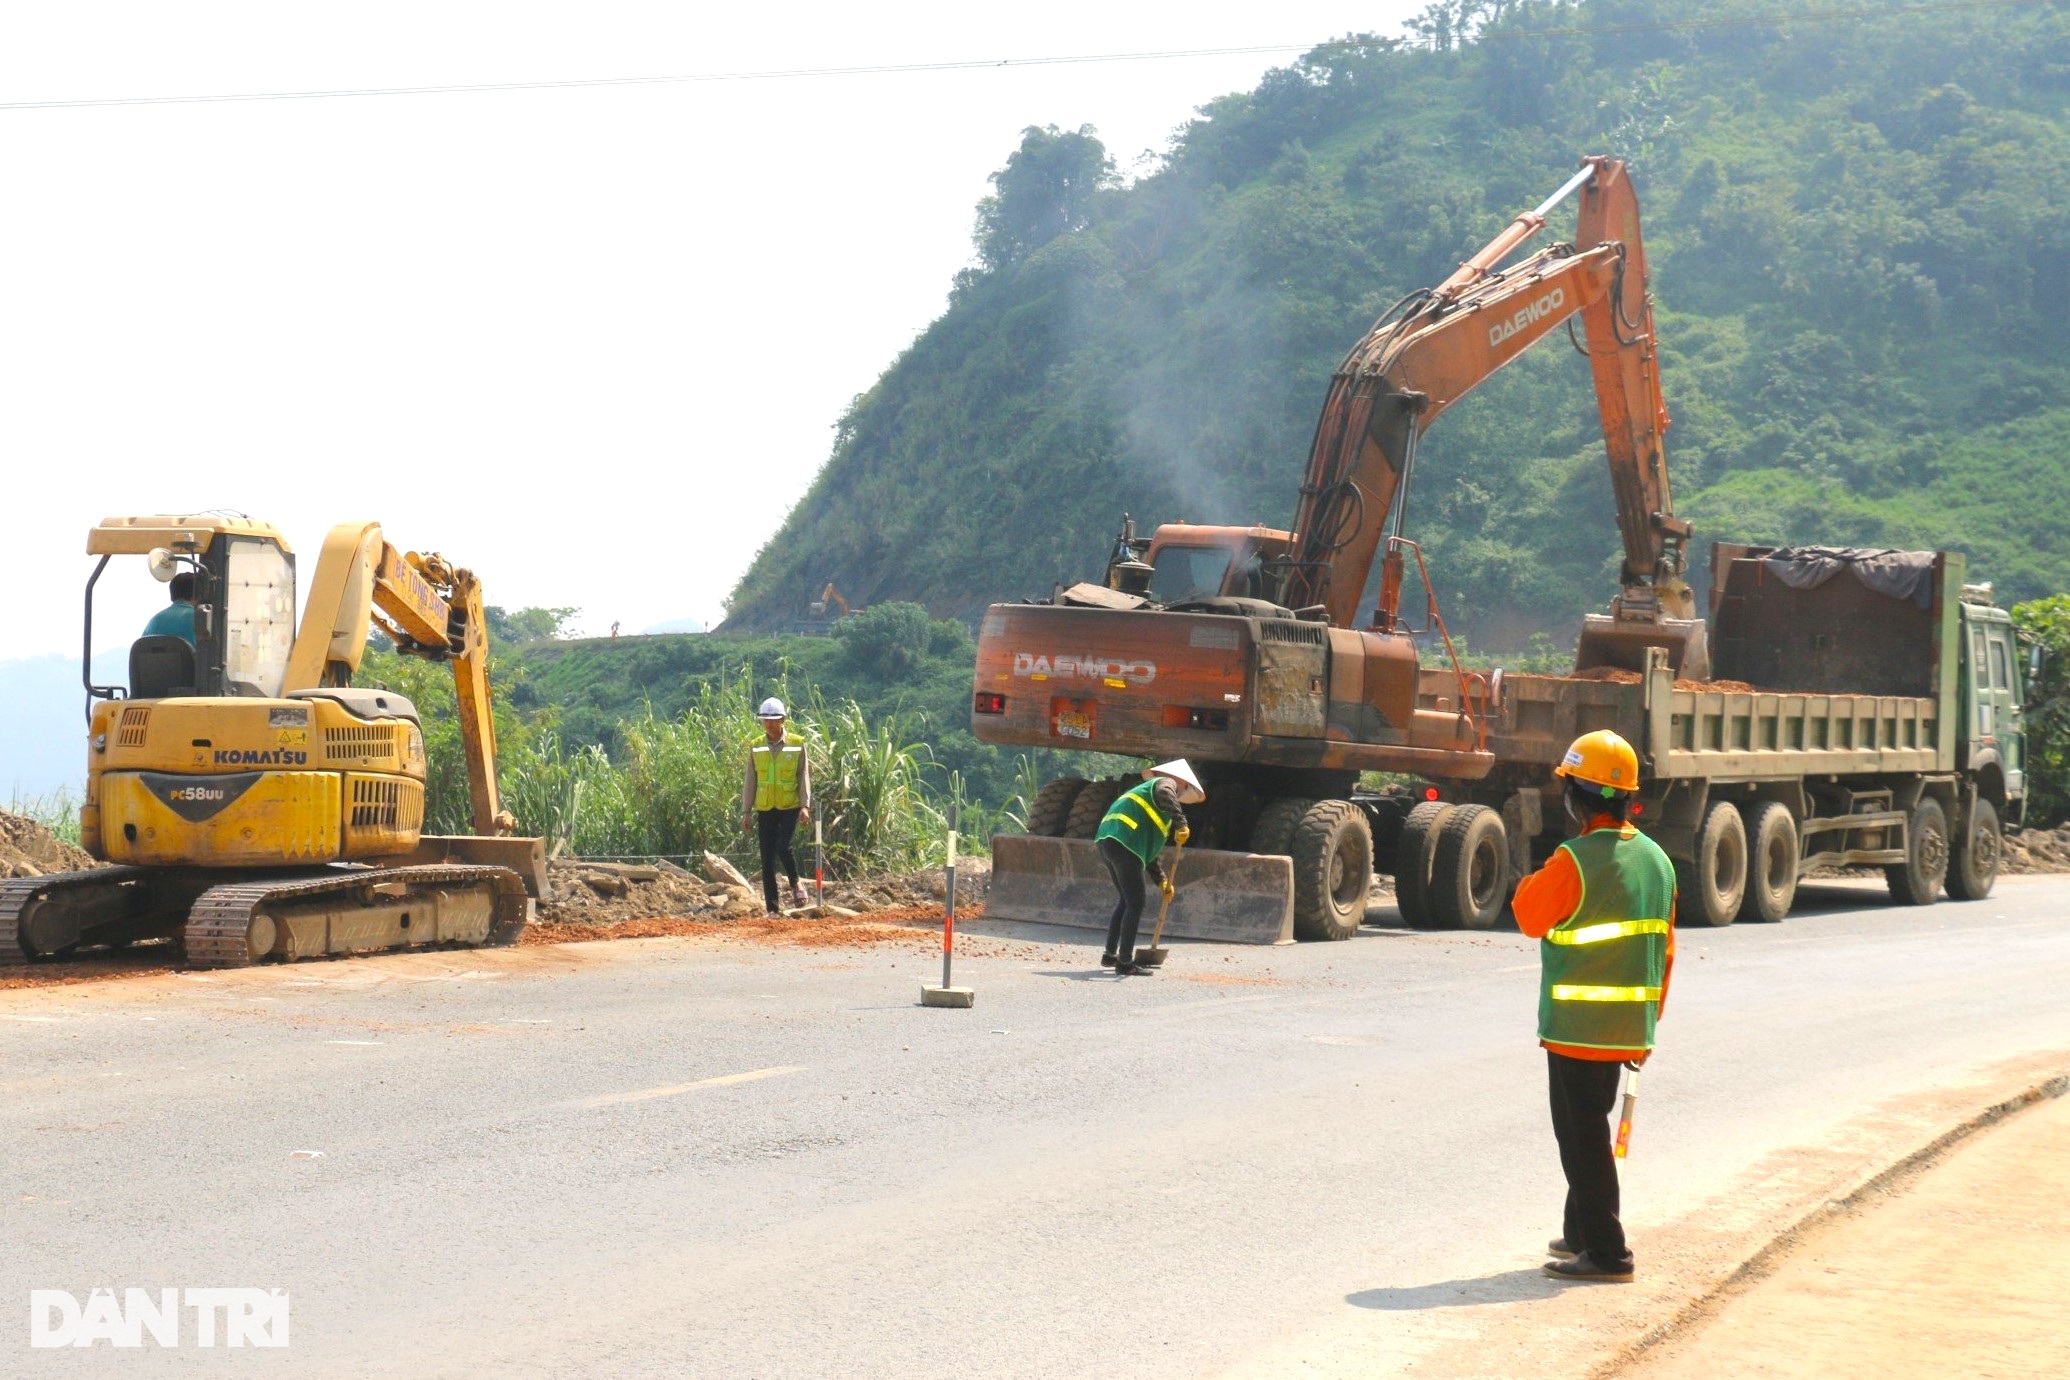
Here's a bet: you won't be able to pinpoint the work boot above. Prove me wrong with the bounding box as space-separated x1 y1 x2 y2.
1543 1252 1633 1283
1547 1237 1578 1259
791 884 810 908
1115 962 1156 977
1100 953 1120 968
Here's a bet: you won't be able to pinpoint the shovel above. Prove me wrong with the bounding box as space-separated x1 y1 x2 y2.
1134 843 1183 968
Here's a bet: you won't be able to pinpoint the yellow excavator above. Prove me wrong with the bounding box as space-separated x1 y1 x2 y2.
0 515 545 968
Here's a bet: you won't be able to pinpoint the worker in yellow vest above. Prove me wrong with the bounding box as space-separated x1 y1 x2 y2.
741 697 812 915
1094 760 1204 976
1512 729 1676 1284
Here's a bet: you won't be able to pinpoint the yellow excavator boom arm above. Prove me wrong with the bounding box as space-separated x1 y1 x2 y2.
283 522 508 835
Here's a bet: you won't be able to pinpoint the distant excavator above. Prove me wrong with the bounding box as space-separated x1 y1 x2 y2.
809 583 856 620
0 515 544 968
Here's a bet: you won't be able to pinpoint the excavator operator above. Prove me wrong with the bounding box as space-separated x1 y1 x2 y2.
1094 760 1203 976
1512 729 1676 1283
142 571 198 647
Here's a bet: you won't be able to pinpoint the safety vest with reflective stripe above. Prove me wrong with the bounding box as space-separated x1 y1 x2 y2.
1538 826 1674 1052
1095 780 1175 868
751 737 805 812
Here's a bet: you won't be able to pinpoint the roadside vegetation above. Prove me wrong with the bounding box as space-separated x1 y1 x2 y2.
2013 596 2070 827
360 606 1138 869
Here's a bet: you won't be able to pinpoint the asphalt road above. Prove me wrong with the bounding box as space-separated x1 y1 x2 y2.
4 878 2068 1377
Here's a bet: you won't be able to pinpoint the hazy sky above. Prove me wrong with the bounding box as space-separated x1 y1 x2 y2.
2 3 1420 657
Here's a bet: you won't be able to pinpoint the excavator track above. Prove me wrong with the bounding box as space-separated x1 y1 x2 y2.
182 864 530 970
0 867 159 965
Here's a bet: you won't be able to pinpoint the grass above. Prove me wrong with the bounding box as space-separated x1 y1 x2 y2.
7 789 82 847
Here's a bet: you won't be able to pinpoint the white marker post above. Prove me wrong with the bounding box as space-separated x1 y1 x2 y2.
921 803 973 1008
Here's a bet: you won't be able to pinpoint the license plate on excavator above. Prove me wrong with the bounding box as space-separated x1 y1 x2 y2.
1051 700 1096 741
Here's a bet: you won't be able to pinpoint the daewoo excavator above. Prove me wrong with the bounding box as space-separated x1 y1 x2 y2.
0 516 544 968
976 156 1698 940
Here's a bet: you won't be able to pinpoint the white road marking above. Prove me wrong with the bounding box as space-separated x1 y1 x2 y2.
1495 963 1538 973
580 1065 806 1108
1 1015 64 1023
325 1039 383 1046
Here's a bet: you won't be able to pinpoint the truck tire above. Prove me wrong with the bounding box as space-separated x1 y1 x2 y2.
1885 796 1950 906
1249 797 1314 857
1393 802 1451 929
1025 777 1087 837
1675 800 1747 927
1430 805 1509 930
1290 799 1372 941
1947 797 2001 901
1064 778 1125 840
1736 801 1799 924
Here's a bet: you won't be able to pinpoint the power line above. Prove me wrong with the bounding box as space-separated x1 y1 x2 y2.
0 0 2046 113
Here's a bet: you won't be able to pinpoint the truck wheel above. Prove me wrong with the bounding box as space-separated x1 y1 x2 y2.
1675 800 1747 927
1024 777 1087 837
1393 802 1451 929
1064 778 1125 839
1249 797 1314 857
1946 797 2001 901
1736 801 1799 923
1291 799 1372 941
1430 805 1509 930
1886 796 1950 906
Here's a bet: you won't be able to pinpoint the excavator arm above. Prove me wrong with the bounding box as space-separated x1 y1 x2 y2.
283 522 510 835
1282 157 1699 668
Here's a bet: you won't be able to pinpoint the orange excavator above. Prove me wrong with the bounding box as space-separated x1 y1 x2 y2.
976 156 1699 939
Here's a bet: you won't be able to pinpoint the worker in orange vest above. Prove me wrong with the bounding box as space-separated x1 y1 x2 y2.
1512 729 1676 1283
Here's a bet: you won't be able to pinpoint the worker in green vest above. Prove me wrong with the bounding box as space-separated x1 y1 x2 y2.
1513 729 1676 1283
1094 760 1204 976
741 697 812 915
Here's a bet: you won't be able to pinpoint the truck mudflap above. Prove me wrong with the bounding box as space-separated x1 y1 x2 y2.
985 835 1294 945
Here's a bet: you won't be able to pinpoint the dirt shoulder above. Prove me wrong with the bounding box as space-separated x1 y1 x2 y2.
1625 1089 2070 1379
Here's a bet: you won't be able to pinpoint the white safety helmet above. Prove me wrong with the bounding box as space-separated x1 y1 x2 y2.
757 697 787 721
1148 759 1205 803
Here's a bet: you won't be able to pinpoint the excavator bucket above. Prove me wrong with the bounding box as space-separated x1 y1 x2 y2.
985 835 1295 945
1574 614 1711 680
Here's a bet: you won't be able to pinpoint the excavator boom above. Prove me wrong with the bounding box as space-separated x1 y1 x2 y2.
285 522 507 834
1282 157 1701 671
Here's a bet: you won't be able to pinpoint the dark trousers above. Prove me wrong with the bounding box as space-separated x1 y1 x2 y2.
1547 1051 1632 1267
756 807 802 913
1099 837 1148 960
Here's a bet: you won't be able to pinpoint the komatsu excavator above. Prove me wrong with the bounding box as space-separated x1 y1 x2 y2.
977 156 1699 940
0 516 544 968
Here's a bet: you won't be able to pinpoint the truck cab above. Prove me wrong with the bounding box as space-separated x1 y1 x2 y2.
1958 590 2026 816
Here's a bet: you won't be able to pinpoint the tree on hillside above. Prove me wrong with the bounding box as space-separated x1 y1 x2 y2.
485 606 579 646
974 125 1114 271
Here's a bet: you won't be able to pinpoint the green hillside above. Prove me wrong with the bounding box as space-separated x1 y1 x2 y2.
722 0 2070 645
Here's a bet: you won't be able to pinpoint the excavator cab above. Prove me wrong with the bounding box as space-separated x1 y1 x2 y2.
1142 524 1293 607
88 515 298 706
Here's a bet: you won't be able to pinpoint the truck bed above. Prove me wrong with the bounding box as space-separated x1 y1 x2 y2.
1493 666 1949 780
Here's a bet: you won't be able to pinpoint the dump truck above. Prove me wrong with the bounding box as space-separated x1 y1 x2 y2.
0 515 544 968
977 156 1697 941
1404 544 2028 929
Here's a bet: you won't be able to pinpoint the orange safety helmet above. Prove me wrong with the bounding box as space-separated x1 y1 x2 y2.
1555 729 1640 795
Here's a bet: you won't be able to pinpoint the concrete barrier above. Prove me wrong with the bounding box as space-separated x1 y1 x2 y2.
985 835 1295 945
